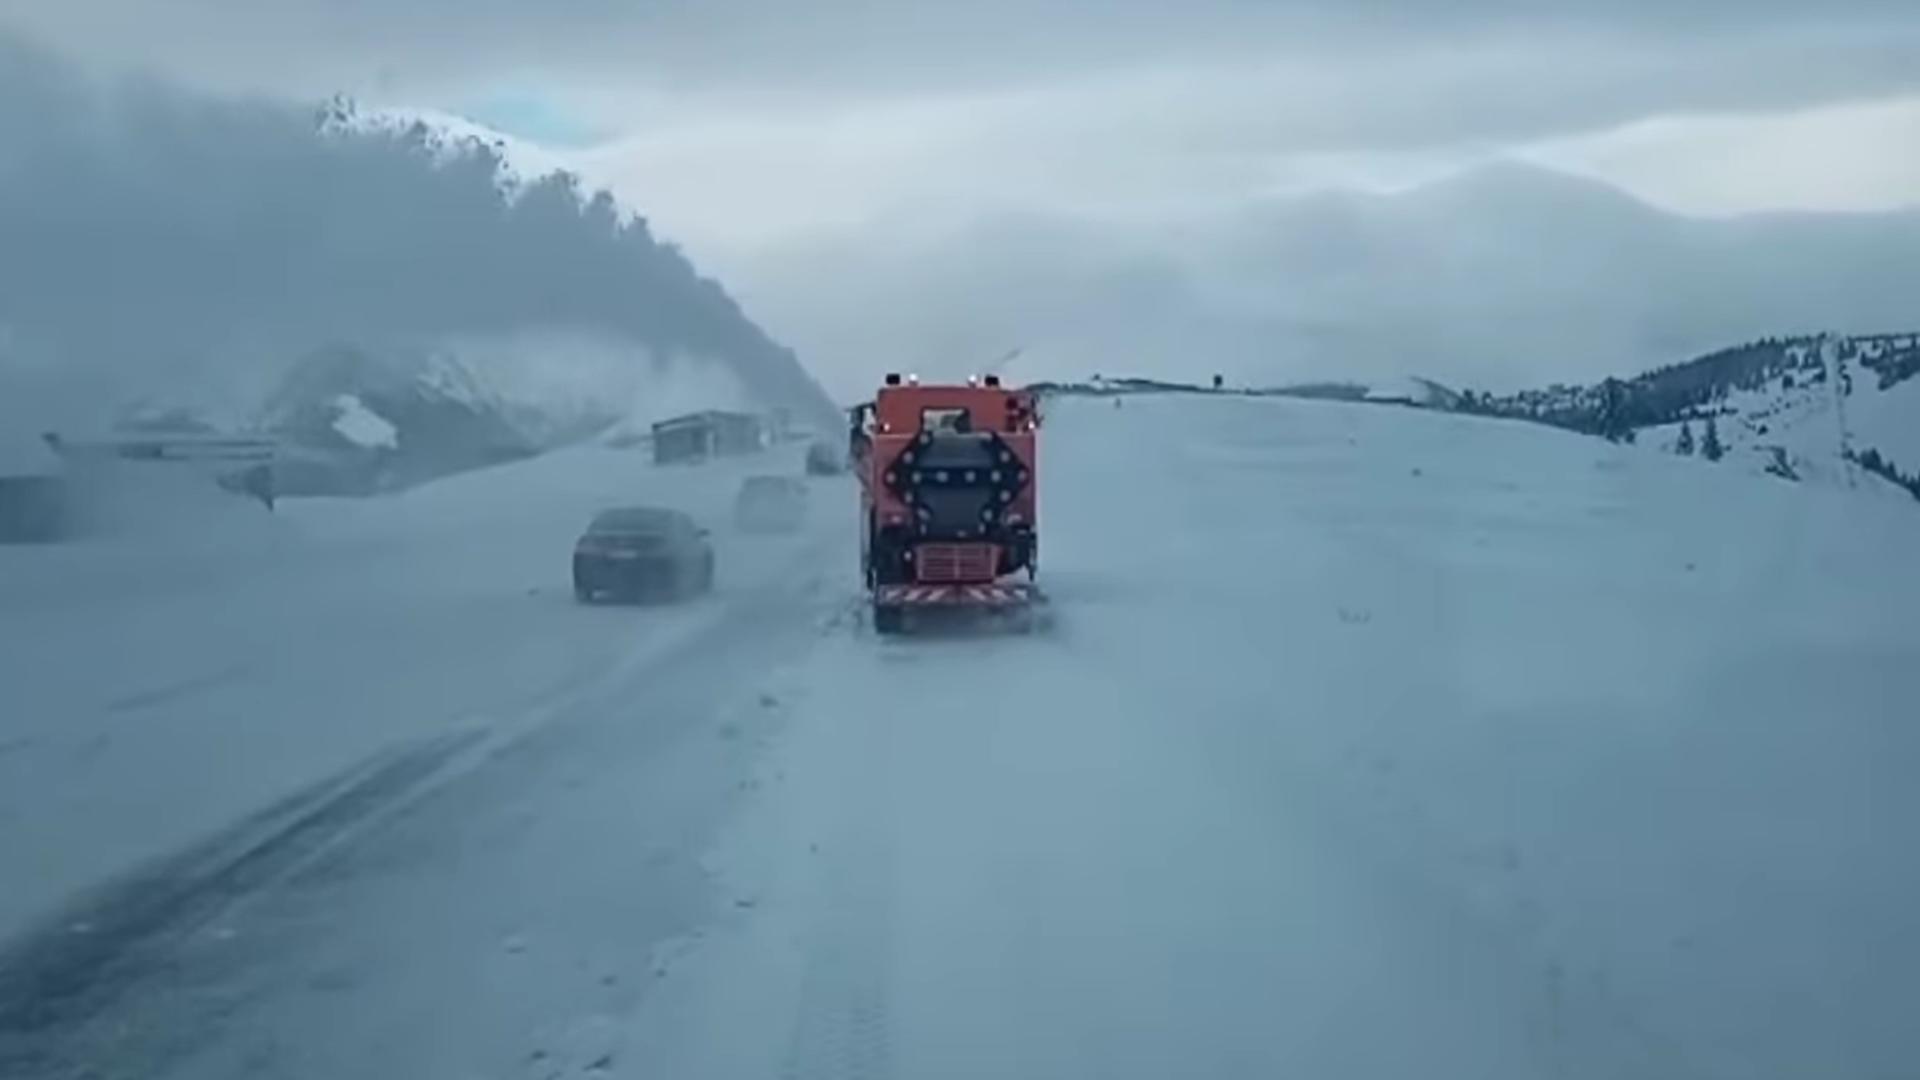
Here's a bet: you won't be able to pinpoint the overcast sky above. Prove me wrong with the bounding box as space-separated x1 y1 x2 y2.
8 0 1919 250
6 1 1919 395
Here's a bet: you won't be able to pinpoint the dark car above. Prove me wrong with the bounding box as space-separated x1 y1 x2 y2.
805 440 843 475
573 507 714 603
733 475 808 534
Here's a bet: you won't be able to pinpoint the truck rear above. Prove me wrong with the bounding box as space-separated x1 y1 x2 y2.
850 375 1041 633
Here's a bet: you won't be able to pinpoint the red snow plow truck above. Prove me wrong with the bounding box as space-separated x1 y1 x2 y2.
851 374 1042 633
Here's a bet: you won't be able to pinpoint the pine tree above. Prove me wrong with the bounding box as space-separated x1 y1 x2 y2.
1597 378 1626 442
1676 421 1695 456
1702 416 1724 462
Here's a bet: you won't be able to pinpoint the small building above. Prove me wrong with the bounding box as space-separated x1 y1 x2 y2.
651 410 766 465
0 433 69 542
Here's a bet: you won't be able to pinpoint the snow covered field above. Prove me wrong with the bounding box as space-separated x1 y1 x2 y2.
4 394 1917 1079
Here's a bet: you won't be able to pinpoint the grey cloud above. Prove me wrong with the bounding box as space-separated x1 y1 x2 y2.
0 34 830 427
735 163 1920 397
863 27 1920 167
6 2 1918 135
559 28 1920 255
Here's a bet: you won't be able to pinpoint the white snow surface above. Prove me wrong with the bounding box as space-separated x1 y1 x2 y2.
1848 370 1920 469
3 393 1917 1079
638 395 1920 1080
329 393 398 449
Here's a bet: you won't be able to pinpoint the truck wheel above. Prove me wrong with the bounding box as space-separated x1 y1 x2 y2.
873 605 906 635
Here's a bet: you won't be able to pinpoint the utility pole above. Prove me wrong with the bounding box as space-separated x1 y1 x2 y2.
1826 335 1857 488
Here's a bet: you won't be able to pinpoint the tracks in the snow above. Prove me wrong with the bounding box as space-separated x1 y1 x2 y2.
780 825 898 1080
0 545 850 1079
0 726 486 1076
779 665 900 1080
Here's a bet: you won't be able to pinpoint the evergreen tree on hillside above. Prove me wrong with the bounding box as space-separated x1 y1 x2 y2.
1596 378 1629 442
1675 420 1695 456
1702 416 1724 462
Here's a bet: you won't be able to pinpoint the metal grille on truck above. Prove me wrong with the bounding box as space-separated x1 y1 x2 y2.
916 543 996 582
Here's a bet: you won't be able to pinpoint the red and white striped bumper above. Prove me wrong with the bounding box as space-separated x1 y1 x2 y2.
874 583 1041 607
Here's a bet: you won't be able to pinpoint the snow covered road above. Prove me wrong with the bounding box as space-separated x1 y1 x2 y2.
6 394 1919 1078
0 440 853 1075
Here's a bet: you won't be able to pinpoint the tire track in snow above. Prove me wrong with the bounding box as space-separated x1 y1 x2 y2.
0 726 485 1077
19 538 849 1080
780 640 899 1080
780 844 897 1080
104 663 253 715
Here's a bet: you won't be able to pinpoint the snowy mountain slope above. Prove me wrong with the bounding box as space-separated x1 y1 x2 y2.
81 334 766 500
7 392 1916 1078
1454 332 1920 499
310 98 837 431
257 343 539 494
315 97 572 200
1 45 838 471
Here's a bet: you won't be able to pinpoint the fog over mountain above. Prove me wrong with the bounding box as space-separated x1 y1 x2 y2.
733 163 1920 395
0 34 833 436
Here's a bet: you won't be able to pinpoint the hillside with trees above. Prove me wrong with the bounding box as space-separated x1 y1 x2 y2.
1448 334 1920 500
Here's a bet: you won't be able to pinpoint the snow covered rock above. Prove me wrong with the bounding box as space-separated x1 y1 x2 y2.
260 344 539 494
330 394 399 450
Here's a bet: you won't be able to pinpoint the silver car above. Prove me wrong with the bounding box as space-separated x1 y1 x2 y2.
733 475 808 535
